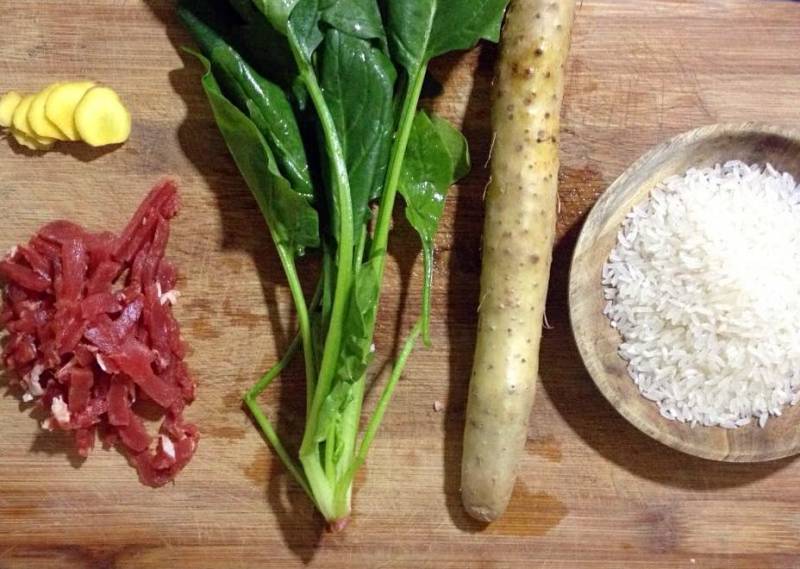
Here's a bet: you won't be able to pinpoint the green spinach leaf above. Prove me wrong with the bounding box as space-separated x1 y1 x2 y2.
314 381 353 443
319 29 396 230
249 0 325 59
251 0 299 33
334 256 381 385
191 50 320 254
287 0 326 59
237 19 298 89
384 0 509 74
322 0 386 45
251 0 387 62
398 111 469 343
179 7 313 200
180 0 298 89
247 100 314 201
431 114 470 181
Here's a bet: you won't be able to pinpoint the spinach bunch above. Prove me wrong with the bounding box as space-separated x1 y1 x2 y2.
179 0 509 526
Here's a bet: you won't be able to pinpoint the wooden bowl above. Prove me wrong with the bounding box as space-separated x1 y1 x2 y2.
569 123 800 462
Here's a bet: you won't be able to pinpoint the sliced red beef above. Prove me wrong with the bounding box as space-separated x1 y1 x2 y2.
81 292 123 319
19 246 51 278
108 378 131 426
134 417 198 487
118 415 153 453
67 367 94 413
0 261 51 292
58 239 88 302
86 260 121 295
0 179 197 487
112 296 144 340
29 236 61 262
108 337 180 408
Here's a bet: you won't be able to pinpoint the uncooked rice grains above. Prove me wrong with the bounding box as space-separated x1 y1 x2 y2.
602 161 800 429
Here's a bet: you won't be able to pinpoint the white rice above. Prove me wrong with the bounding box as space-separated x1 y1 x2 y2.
602 161 800 428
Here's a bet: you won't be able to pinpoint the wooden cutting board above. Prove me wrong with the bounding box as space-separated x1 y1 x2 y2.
1 1 799 567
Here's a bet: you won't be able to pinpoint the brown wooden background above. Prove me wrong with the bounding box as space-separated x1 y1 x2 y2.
1 1 799 567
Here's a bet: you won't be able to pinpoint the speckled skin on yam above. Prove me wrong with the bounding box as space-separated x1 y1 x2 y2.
461 0 577 523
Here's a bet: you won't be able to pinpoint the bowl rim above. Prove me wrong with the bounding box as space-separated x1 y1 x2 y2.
567 121 800 463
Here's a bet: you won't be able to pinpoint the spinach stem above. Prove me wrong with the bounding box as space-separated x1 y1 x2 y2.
243 334 313 502
332 373 363 491
244 395 315 502
369 65 428 269
243 277 324 503
298 72 353 420
302 458 335 520
353 224 367 273
243 144 318 412
245 332 301 400
420 244 433 346
320 244 335 326
339 320 422 494
275 243 317 414
324 424 336 483
328 66 429 511
286 26 356 506
246 277 323 400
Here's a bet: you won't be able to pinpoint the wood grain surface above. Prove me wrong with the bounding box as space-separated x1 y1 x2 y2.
570 123 800 463
0 1 799 567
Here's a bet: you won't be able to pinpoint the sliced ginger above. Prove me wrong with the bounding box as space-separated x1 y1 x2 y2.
2 91 54 150
44 81 95 141
74 87 131 147
1 81 130 152
0 91 22 127
28 84 68 140
10 128 53 151
12 95 36 135
12 95 55 146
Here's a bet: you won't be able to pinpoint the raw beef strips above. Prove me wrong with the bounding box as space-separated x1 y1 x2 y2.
0 179 198 486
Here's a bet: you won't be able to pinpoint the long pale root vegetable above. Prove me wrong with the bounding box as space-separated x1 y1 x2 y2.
461 0 577 522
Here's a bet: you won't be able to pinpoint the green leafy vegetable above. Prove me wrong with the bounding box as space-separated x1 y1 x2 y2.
319 29 396 228
190 50 319 252
399 112 469 344
384 0 509 74
251 0 300 32
238 20 298 90
285 0 326 59
179 0 509 528
432 114 471 181
322 0 386 45
180 10 314 200
332 257 381 385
